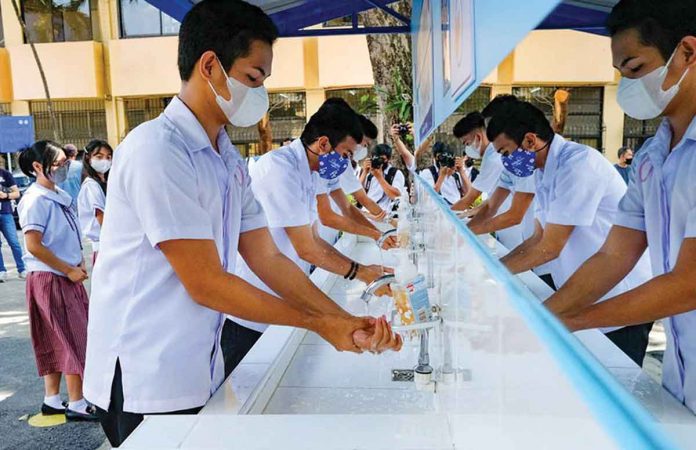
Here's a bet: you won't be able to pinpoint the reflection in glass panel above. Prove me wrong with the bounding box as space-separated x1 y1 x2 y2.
161 12 180 36
119 0 160 37
22 0 93 43
23 0 53 44
59 0 93 42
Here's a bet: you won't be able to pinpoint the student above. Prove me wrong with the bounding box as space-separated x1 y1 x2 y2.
418 142 469 205
464 156 479 183
545 0 696 413
83 2 400 446
227 101 399 374
77 140 112 264
359 144 406 212
0 165 26 281
614 146 634 184
58 144 83 204
17 141 96 421
488 101 653 365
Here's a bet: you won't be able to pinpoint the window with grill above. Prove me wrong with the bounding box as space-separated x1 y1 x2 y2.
227 92 307 157
512 86 605 152
0 104 10 116
432 85 492 147
119 0 180 38
22 0 97 43
123 96 172 137
623 116 662 153
30 99 107 148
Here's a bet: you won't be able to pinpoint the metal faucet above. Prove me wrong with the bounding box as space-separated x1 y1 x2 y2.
360 274 395 303
415 329 433 376
377 228 397 248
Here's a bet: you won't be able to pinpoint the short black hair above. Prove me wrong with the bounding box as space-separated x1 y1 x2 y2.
372 144 393 158
323 97 354 111
481 94 519 120
487 101 554 146
453 111 485 138
607 0 696 61
359 115 379 140
18 140 63 178
617 146 632 159
432 141 452 157
300 103 363 149
178 0 278 81
82 139 114 193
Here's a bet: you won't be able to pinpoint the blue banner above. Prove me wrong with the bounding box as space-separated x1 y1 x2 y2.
0 116 35 154
412 0 563 145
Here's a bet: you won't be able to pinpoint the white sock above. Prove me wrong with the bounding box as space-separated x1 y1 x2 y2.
68 398 89 414
44 394 63 409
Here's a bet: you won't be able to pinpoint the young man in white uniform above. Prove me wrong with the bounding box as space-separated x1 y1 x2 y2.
227 102 400 374
546 0 696 414
83 2 400 446
418 142 469 205
359 144 406 212
489 101 652 365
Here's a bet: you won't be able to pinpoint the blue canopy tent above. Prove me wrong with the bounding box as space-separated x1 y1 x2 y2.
144 0 619 37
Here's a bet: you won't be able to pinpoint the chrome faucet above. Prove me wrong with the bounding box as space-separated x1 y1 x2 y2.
377 228 397 248
360 274 395 303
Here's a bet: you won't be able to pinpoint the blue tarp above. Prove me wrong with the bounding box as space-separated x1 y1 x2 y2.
144 0 618 37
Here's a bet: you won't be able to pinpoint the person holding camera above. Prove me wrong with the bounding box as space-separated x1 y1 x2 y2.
418 142 471 205
0 165 27 281
359 144 405 211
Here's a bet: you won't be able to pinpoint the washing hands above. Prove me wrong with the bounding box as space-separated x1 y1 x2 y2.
357 264 394 297
316 314 403 354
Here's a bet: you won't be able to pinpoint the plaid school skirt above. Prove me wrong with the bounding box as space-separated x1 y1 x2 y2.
25 271 89 377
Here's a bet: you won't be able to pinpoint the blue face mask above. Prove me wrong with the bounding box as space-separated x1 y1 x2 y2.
318 151 349 180
502 148 537 178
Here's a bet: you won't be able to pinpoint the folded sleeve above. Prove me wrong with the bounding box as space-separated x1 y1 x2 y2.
614 174 647 232
251 159 311 229
123 136 215 247
685 206 696 238
19 196 49 234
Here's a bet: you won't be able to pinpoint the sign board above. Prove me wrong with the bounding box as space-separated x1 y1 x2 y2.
0 116 35 154
412 0 563 146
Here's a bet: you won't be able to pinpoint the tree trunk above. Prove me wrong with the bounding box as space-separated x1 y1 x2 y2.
363 1 413 140
257 113 273 154
10 0 61 143
552 89 570 135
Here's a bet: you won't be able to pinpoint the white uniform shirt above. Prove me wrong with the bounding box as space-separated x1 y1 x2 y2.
83 96 267 413
472 143 504 198
18 184 82 275
314 172 342 245
364 164 405 211
77 178 106 250
534 135 651 332
615 118 696 413
495 171 536 252
234 139 318 333
419 165 463 205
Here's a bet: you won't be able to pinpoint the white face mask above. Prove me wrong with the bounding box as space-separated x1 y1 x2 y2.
617 46 691 120
90 159 112 174
353 145 368 162
464 137 482 160
207 58 269 127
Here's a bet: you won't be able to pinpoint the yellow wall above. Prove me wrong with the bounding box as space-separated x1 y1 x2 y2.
513 30 615 84
0 49 13 102
318 36 374 89
108 37 179 97
8 42 105 100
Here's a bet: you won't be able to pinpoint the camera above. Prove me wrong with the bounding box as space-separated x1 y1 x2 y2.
397 124 410 137
370 155 387 170
438 153 456 169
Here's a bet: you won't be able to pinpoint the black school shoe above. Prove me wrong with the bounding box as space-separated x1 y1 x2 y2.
41 402 66 415
65 404 99 422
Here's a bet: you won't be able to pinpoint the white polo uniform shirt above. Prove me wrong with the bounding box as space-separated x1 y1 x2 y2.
364 164 405 211
83 96 267 413
615 117 696 413
18 184 82 275
419 165 464 205
535 135 652 332
77 178 106 251
472 143 504 199
234 139 319 333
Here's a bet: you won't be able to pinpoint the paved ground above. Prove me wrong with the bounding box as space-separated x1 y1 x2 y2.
0 229 106 450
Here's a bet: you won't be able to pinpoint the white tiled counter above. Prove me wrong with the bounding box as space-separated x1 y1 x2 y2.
122 232 696 450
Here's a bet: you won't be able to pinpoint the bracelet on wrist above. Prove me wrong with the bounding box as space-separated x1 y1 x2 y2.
344 261 358 280
349 263 360 281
